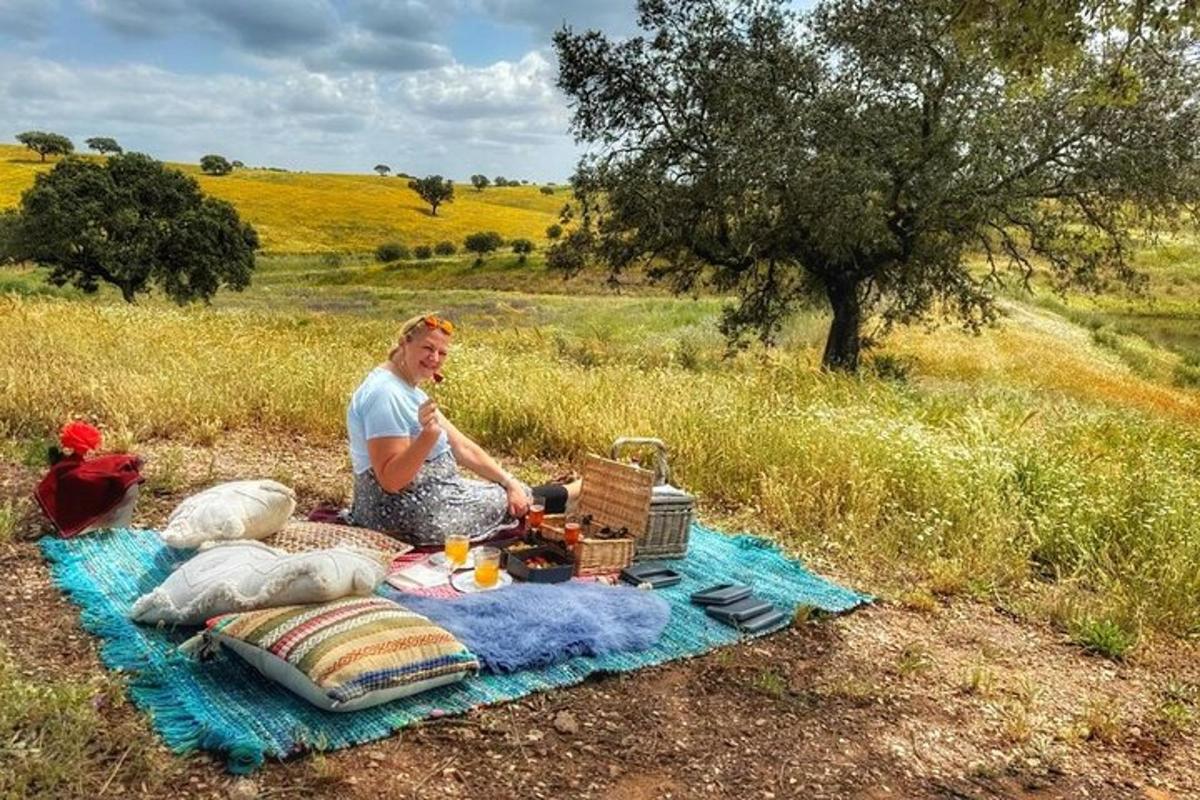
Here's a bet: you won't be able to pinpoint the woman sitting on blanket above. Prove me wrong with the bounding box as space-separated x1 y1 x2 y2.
347 312 580 546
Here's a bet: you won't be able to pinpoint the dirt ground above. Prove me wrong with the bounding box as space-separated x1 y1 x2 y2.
3 434 1198 800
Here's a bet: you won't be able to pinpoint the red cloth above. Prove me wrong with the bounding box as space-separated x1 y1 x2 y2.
34 453 143 538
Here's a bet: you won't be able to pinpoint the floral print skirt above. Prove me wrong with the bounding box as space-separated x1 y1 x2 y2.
349 452 526 547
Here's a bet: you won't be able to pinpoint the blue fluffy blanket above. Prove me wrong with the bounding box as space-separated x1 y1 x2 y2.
388 582 672 673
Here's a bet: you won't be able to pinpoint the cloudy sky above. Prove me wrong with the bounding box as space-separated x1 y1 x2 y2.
0 0 657 181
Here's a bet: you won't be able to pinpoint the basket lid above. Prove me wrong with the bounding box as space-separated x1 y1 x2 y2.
579 454 655 537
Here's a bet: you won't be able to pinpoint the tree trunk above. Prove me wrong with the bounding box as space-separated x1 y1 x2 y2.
822 277 862 372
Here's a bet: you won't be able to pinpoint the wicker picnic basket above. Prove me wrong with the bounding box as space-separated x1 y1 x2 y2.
539 453 652 575
540 439 695 568
610 438 695 561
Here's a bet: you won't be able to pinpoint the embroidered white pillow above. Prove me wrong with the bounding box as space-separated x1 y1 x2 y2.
130 541 386 625
161 479 295 548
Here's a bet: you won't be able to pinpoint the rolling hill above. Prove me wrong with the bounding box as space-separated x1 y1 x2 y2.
0 143 566 253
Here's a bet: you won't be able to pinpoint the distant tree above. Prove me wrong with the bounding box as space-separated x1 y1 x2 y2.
546 223 563 240
374 164 391 177
414 244 433 260
471 174 490 191
520 180 530 185
199 154 232 176
85 136 122 155
231 160 245 169
511 238 535 264
6 152 259 303
554 0 1200 372
375 242 410 262
539 185 555 195
463 231 504 265
16 131 74 162
493 176 508 187
407 175 454 216
433 240 457 256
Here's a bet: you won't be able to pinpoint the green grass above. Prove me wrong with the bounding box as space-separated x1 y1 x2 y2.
0 499 22 542
0 646 163 799
1069 617 1139 660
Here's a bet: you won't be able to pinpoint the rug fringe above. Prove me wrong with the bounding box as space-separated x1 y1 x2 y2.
40 531 267 774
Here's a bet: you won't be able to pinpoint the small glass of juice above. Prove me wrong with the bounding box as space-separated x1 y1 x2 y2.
527 503 545 530
563 521 582 548
444 533 470 571
473 547 501 589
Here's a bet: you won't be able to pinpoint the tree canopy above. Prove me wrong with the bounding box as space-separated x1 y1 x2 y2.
471 174 490 191
6 152 259 303
464 230 503 264
200 154 233 176
408 175 454 216
374 164 391 176
16 131 74 162
85 136 123 155
553 0 1200 370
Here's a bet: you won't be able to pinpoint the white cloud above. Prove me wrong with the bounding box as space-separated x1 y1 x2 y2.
0 52 580 180
396 50 565 121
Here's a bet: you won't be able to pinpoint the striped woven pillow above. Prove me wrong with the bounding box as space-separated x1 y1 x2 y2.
205 597 479 712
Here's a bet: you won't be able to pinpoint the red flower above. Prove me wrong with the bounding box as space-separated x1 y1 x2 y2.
60 421 103 456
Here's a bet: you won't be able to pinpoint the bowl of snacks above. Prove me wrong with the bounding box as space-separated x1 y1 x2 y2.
505 544 574 583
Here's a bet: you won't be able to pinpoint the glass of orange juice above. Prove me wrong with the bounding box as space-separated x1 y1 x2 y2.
527 503 545 530
473 547 501 589
444 533 470 572
563 521 582 548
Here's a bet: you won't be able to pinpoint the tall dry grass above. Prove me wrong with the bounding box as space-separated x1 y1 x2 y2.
5 294 1200 637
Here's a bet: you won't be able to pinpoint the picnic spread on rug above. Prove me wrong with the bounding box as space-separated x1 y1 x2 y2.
36 427 870 773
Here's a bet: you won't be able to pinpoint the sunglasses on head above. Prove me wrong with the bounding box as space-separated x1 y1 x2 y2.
408 315 454 335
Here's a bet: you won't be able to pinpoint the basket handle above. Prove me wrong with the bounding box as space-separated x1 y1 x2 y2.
610 437 670 485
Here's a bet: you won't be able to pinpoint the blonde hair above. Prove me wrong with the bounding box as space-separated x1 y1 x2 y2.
388 312 450 360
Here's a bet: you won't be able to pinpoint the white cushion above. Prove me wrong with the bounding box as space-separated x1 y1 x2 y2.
130 541 386 625
161 479 296 548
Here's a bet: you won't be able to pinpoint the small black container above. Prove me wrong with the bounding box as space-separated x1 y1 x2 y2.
505 544 574 583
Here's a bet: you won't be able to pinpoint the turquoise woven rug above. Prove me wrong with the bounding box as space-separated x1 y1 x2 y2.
41 523 868 773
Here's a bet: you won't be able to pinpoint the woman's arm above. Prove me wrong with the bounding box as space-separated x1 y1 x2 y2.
366 400 442 492
441 414 529 516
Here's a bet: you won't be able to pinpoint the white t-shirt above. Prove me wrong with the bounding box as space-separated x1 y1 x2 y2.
346 368 450 475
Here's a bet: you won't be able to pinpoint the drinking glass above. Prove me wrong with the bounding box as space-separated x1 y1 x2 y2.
563 521 582 548
444 533 470 572
473 547 501 588
527 503 545 530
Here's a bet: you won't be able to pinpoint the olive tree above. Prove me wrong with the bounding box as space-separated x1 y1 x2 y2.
6 152 259 303
200 154 233 175
408 175 454 216
85 136 123 155
553 0 1200 370
16 131 74 161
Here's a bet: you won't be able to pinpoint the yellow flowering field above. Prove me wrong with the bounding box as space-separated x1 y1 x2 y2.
0 143 566 253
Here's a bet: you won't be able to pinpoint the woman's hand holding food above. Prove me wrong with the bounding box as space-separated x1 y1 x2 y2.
418 399 442 437
505 482 529 518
